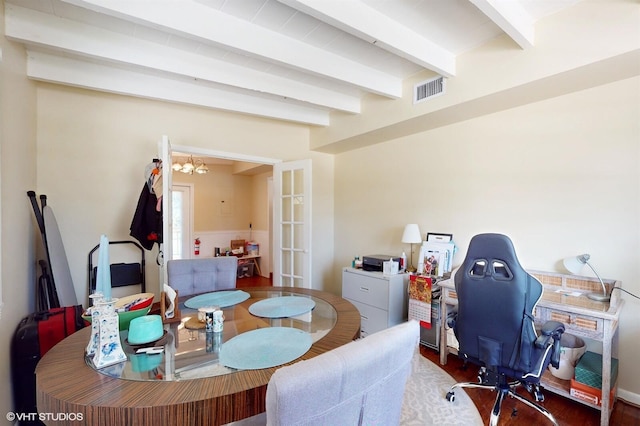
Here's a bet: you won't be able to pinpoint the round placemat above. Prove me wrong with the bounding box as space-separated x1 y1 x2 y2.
248 296 316 318
219 327 312 370
184 290 250 309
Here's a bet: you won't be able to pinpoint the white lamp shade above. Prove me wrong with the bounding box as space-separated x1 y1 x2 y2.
563 254 588 275
402 224 422 244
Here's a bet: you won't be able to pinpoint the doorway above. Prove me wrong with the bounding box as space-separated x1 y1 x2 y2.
160 138 313 288
168 144 280 279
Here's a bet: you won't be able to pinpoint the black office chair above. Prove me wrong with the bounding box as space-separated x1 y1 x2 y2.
446 233 565 426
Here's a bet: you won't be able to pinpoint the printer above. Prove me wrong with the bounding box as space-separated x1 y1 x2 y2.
362 255 401 272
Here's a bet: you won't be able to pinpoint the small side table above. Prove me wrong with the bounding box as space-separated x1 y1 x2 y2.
239 255 262 277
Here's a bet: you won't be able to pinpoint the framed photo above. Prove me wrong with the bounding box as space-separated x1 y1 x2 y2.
417 245 443 276
426 232 453 243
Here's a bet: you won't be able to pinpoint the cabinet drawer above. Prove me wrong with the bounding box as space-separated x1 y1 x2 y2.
348 299 389 337
534 306 604 339
342 272 389 309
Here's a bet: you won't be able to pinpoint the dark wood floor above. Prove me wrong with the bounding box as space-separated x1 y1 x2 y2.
236 275 639 425
236 274 273 288
420 345 640 426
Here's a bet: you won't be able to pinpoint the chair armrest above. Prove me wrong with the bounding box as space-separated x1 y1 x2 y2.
540 320 565 337
535 320 565 369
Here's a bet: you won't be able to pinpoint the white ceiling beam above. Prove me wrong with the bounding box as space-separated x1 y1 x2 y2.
26 51 330 126
58 0 402 98
5 4 360 113
470 0 535 49
279 0 456 77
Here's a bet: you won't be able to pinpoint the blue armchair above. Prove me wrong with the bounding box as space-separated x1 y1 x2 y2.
446 233 565 425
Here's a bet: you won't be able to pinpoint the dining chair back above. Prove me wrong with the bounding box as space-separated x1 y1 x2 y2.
265 320 420 426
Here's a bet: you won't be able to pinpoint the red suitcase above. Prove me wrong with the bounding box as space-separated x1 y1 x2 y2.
11 306 85 425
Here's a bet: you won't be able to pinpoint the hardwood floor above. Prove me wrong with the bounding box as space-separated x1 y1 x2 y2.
419 345 640 426
233 276 639 425
236 274 273 288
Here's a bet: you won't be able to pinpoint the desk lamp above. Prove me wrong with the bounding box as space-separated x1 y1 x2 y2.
402 224 422 273
563 254 610 302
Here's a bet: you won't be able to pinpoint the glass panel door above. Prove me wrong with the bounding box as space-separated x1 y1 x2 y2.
273 160 311 288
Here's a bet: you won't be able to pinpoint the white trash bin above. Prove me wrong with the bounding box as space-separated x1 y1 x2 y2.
548 333 587 380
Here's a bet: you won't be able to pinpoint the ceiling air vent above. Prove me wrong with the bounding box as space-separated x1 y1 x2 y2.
414 76 445 104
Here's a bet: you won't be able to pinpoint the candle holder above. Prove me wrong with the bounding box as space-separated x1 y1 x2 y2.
85 292 103 357
92 298 127 369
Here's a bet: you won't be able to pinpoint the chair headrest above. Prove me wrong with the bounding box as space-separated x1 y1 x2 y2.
460 233 525 281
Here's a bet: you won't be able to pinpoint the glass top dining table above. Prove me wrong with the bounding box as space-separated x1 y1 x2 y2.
91 288 338 382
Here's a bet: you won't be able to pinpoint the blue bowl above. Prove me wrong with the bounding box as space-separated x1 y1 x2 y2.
127 315 164 345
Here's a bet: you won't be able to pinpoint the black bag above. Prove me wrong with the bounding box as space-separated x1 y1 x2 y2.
11 306 85 425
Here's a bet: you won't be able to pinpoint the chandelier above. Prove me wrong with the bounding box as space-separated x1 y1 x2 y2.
171 156 209 175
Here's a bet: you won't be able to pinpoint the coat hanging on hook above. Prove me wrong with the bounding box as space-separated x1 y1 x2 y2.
130 160 163 251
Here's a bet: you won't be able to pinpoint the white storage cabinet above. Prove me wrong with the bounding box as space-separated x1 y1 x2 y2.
342 267 409 337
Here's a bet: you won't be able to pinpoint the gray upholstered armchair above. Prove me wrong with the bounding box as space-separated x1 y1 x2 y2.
446 233 565 425
166 257 237 297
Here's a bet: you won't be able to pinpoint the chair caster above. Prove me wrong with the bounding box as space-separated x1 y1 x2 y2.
526 383 545 402
446 391 455 402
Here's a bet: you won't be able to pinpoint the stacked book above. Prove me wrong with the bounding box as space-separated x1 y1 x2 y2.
570 351 618 407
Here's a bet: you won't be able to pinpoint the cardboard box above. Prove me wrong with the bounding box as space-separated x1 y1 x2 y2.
574 351 618 389
570 378 616 407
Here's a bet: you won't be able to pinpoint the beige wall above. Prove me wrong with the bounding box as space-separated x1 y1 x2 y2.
35 84 334 304
172 164 263 232
0 0 37 421
334 76 640 397
251 171 272 232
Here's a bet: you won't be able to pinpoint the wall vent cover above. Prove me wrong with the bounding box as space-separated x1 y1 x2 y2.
414 76 445 104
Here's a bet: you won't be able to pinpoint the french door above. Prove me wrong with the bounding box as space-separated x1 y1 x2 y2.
273 159 312 288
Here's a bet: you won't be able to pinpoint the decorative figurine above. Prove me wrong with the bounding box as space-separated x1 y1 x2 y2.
92 298 127 369
85 292 103 357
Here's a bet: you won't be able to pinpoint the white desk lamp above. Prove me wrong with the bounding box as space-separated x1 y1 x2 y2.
402 224 422 273
563 254 610 302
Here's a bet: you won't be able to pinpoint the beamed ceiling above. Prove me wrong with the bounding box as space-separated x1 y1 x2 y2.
5 0 582 126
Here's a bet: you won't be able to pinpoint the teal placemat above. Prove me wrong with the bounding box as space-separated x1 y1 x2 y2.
248 296 316 318
219 327 312 370
184 290 250 309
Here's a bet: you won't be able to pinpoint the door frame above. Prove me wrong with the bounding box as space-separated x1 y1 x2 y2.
167 143 282 275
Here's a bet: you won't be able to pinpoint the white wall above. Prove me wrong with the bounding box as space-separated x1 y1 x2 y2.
35 84 334 304
334 76 640 397
0 0 37 422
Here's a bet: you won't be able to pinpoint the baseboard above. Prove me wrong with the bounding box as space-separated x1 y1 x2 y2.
618 388 640 406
